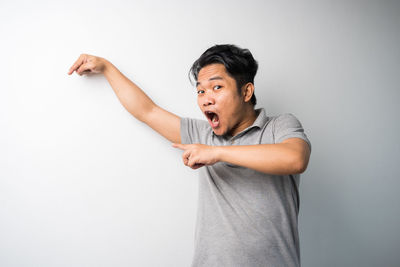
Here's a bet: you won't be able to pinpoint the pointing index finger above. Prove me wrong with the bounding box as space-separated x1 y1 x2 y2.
172 143 187 150
68 54 85 75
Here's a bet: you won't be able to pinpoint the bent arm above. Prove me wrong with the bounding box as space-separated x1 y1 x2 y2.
216 138 311 175
102 60 181 143
173 138 311 175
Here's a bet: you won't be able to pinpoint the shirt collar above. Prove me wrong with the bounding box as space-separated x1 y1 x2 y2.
251 108 269 129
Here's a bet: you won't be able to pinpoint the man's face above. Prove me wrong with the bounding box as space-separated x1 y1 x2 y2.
196 63 245 136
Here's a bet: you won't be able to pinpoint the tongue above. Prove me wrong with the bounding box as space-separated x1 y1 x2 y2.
211 114 220 128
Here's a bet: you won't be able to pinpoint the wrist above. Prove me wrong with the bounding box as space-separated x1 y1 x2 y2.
102 58 114 76
214 146 224 163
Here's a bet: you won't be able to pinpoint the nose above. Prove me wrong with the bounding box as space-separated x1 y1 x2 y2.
202 92 215 106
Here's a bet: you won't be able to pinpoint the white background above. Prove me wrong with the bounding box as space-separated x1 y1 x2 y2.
1 0 399 266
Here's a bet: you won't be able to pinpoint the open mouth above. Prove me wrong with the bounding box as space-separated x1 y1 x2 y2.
205 111 220 128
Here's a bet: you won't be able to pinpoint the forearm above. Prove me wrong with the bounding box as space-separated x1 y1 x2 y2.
102 59 156 122
216 144 305 175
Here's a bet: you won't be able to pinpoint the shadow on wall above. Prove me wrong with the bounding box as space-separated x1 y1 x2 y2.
300 146 398 267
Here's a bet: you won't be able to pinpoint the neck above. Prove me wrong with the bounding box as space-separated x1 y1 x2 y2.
229 105 258 137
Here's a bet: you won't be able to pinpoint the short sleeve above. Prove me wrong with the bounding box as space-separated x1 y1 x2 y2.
273 113 312 152
180 117 210 144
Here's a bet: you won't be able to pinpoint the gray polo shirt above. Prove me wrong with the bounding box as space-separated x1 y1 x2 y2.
180 108 311 267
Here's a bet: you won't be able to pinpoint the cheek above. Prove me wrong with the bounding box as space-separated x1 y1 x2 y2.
197 97 202 108
216 96 233 126
218 92 239 112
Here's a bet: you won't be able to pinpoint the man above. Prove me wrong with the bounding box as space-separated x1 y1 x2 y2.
68 44 311 267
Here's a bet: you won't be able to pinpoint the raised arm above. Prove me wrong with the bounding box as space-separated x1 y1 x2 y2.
68 54 181 143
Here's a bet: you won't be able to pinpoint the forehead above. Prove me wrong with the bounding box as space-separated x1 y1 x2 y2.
197 64 232 86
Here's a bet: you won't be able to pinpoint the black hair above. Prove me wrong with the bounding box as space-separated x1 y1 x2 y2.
189 44 258 106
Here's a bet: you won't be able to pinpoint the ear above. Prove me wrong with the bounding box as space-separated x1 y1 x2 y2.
242 83 255 103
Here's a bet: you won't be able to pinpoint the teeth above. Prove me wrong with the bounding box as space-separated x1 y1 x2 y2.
205 111 218 124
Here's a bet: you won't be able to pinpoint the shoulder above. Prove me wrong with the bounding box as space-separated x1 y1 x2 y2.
181 117 210 132
274 112 302 122
272 113 304 129
271 112 311 150
180 117 211 144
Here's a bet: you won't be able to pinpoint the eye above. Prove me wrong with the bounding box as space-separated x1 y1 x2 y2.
213 85 222 90
197 90 205 95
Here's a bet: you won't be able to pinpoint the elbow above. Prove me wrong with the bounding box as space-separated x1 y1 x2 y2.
282 142 311 175
135 103 157 124
296 162 307 174
291 156 309 174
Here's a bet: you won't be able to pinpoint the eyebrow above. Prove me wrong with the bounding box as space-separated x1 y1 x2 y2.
196 76 224 87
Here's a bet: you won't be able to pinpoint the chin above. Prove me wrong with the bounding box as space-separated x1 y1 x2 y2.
212 127 226 136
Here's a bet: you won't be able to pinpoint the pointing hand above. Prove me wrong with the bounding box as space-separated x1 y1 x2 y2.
172 143 220 169
68 54 107 76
